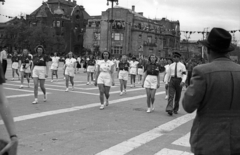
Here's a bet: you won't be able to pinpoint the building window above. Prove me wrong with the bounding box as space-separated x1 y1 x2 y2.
112 20 125 29
56 21 61 27
112 33 123 41
148 36 152 43
149 49 153 53
94 32 100 40
111 46 123 54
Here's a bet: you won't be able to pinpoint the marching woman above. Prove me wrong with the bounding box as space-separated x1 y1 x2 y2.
137 57 144 84
142 55 162 113
86 55 95 85
50 52 60 82
11 50 20 81
31 45 49 104
129 57 138 88
64 52 77 92
118 55 130 95
95 51 115 110
19 49 32 88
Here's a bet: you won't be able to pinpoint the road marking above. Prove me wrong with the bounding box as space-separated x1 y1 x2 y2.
6 92 51 99
110 88 144 94
95 113 195 155
4 83 99 96
4 87 34 93
0 91 165 125
154 148 193 155
172 132 191 147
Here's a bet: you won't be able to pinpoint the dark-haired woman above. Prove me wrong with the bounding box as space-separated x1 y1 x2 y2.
95 51 115 110
129 57 138 88
11 50 20 81
86 55 95 85
142 55 161 113
19 49 32 88
118 55 129 95
50 52 60 82
31 46 49 104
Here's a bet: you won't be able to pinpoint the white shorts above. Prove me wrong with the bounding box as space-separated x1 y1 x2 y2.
119 70 128 81
65 67 75 77
50 63 58 70
97 72 112 87
20 65 31 73
138 68 144 75
12 62 19 69
32 66 46 79
144 75 158 89
87 66 95 73
130 67 137 75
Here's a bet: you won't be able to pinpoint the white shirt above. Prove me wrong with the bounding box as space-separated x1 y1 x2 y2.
98 60 114 72
0 50 7 62
129 61 139 68
51 56 60 64
65 58 76 68
165 62 187 84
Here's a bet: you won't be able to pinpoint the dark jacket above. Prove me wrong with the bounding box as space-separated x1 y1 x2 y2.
182 57 240 155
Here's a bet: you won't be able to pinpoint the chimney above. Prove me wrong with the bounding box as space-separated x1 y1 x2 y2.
138 12 143 16
132 5 135 12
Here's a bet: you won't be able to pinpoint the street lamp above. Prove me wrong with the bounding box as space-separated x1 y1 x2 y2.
107 0 119 53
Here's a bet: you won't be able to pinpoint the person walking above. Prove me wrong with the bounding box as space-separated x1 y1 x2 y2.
0 60 18 155
11 50 20 81
0 46 8 80
95 51 115 110
137 58 144 84
64 52 77 92
31 45 49 104
165 52 187 116
129 57 138 87
19 49 32 88
182 28 240 155
142 55 162 113
86 55 95 85
50 52 60 82
118 55 130 96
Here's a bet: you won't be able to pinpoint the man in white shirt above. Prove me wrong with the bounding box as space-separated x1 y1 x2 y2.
165 52 187 116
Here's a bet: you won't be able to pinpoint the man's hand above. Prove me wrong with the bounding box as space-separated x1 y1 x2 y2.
0 137 18 155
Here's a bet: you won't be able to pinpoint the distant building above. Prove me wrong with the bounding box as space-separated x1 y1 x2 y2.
26 0 90 55
84 5 181 58
180 40 202 59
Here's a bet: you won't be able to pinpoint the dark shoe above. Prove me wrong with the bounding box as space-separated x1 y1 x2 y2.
174 111 178 114
167 110 173 116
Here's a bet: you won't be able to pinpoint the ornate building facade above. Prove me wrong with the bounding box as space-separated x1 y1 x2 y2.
84 6 180 58
26 0 90 55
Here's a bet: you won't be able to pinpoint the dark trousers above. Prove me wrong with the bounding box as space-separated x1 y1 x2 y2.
166 77 183 112
186 70 192 87
2 59 7 76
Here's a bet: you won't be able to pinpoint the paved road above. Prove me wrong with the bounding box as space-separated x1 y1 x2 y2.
0 60 194 155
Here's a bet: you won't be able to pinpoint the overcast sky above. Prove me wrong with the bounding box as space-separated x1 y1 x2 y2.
0 0 240 44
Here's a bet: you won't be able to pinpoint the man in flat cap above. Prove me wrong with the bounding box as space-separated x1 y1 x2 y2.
164 52 187 116
182 28 240 155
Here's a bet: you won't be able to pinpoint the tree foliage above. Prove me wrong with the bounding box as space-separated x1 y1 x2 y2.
4 22 66 55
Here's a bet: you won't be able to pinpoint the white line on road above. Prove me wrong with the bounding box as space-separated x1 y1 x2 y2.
95 113 195 155
154 148 193 155
3 83 99 96
6 92 51 99
0 91 165 125
172 132 191 147
4 87 34 93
